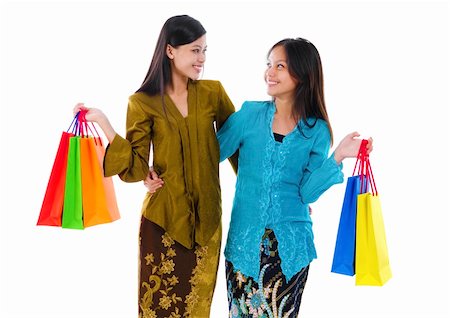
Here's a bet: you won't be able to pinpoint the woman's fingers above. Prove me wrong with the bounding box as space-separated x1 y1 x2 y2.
347 131 360 139
73 102 88 115
366 137 374 154
144 180 164 193
144 169 164 193
150 170 161 181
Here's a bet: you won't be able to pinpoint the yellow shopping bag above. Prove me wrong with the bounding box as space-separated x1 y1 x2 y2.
355 155 392 286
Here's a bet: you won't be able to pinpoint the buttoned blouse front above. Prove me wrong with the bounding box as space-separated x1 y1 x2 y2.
217 101 344 280
104 80 236 249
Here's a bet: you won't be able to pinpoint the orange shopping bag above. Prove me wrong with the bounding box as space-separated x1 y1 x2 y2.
78 110 120 226
93 136 120 222
79 136 112 227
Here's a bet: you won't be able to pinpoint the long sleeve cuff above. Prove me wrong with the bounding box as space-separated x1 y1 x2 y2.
103 134 131 178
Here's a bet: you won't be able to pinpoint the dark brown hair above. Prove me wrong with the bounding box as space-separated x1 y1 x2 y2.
269 38 333 144
136 15 206 97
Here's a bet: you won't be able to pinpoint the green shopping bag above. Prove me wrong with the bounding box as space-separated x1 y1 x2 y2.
62 136 84 229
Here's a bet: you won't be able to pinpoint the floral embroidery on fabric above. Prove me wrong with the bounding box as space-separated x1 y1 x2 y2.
184 246 208 316
226 229 309 318
225 222 263 281
140 233 183 316
139 218 221 318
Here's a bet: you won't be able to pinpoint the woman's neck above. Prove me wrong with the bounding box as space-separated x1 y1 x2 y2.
274 98 295 120
167 73 189 96
272 97 298 135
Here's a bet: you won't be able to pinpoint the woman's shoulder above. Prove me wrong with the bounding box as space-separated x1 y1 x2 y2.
304 117 327 128
239 100 272 113
128 91 157 104
192 79 223 92
300 117 331 141
126 92 165 117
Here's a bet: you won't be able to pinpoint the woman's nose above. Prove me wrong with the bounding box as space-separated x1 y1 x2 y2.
198 52 206 63
266 67 275 77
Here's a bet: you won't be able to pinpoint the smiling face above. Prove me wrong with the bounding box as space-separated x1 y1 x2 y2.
265 45 299 101
167 34 207 81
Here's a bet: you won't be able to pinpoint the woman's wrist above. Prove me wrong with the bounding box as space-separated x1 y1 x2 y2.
333 150 344 165
97 117 117 143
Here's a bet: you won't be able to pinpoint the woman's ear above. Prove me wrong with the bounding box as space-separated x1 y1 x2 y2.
166 44 174 60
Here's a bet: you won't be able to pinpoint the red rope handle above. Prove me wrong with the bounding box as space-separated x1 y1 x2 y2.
352 139 368 176
77 110 89 137
356 139 378 196
76 109 102 145
366 159 378 196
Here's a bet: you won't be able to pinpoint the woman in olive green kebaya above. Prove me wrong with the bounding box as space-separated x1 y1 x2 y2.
74 15 237 318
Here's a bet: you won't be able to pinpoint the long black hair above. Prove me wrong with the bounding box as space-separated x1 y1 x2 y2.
269 38 333 144
136 15 206 97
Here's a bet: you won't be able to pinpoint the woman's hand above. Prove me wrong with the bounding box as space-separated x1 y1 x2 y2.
73 103 107 124
333 132 373 164
73 102 117 143
144 167 164 194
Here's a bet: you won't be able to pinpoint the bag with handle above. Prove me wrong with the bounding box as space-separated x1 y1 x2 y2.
62 135 84 229
355 143 392 286
77 112 118 227
86 117 120 223
38 110 120 229
331 177 361 276
37 116 77 226
331 141 367 276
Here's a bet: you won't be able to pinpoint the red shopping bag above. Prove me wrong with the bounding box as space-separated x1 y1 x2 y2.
37 116 77 226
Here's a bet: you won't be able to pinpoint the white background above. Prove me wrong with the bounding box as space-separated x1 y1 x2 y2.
1 0 449 317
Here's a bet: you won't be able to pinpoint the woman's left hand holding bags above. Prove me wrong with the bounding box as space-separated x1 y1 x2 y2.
333 132 373 164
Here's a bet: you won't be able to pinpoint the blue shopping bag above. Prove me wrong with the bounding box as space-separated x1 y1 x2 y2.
331 140 369 276
331 175 362 276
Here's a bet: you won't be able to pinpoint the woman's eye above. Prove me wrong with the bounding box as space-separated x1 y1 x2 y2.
277 64 284 69
193 49 200 53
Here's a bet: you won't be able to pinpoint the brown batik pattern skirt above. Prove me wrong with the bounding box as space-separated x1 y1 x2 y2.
138 216 221 318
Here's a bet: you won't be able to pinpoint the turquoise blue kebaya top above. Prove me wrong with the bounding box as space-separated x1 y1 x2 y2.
217 100 344 280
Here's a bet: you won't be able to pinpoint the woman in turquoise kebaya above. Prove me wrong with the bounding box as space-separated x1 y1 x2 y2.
217 38 372 317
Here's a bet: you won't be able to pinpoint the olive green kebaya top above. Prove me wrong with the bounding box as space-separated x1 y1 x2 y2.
104 80 236 249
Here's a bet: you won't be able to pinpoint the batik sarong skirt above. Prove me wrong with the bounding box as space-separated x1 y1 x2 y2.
139 216 221 318
225 228 309 318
